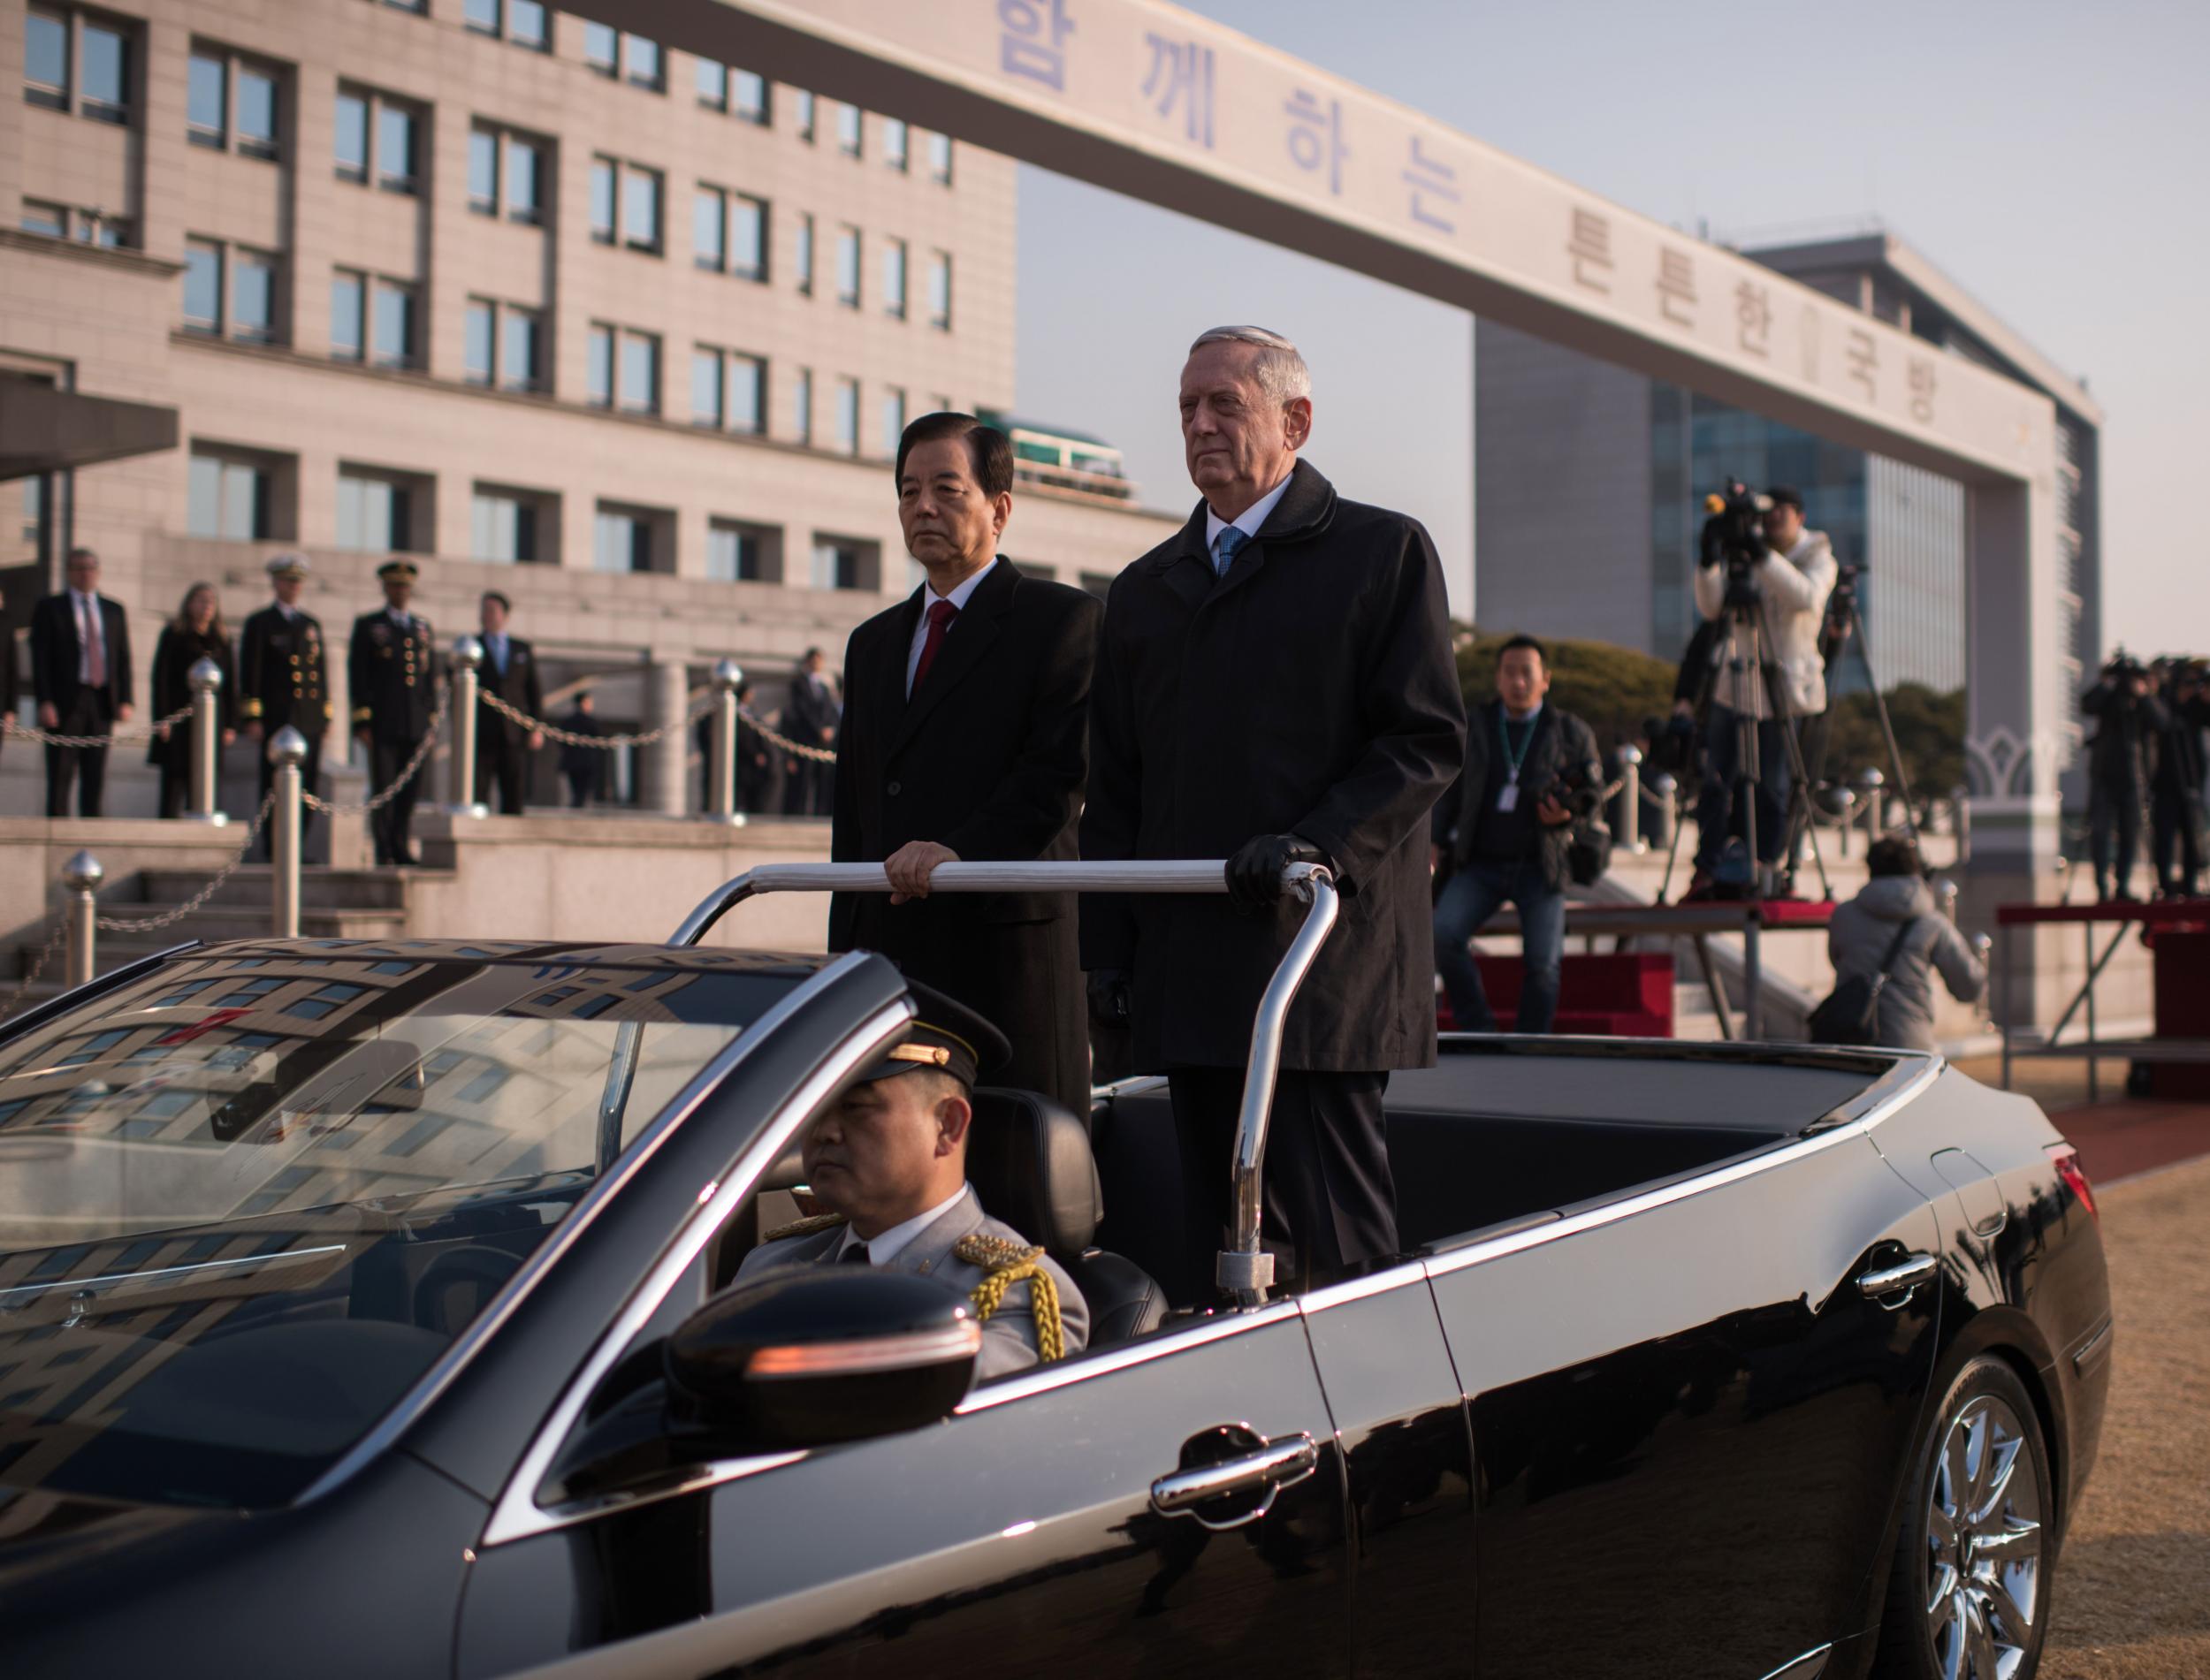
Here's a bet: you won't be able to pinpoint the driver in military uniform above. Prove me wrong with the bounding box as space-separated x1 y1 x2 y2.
348 559 436 866
238 553 331 858
737 996 1089 1380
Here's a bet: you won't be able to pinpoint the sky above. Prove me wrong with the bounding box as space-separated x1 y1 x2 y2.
1013 0 2210 658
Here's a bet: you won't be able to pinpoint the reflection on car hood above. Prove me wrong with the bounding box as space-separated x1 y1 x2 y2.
0 1483 235 1597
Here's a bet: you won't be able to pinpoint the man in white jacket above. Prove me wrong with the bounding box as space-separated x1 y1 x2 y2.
1688 486 1837 897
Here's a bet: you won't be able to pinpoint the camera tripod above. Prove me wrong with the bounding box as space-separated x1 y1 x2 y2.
1656 578 1833 905
1782 566 1919 874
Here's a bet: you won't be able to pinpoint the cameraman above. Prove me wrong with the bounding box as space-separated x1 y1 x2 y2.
1688 486 1836 899
2081 653 2166 901
1431 635 1603 1033
2151 658 2207 899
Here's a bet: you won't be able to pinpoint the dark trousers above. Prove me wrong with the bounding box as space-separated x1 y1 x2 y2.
565 765 600 808
2090 784 2141 900
1168 1067 1396 1298
256 734 324 858
43 690 114 817
157 759 191 819
2152 784 2201 896
476 732 526 814
1433 857 1568 1033
1696 704 1794 871
369 734 425 864
782 756 833 816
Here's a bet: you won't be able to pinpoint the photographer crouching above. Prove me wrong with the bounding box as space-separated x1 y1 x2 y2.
1431 635 1603 1033
1686 485 1837 901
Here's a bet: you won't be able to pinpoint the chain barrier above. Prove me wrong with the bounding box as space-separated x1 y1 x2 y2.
3 701 198 750
93 786 283 934
476 688 716 751
305 683 451 817
738 705 838 764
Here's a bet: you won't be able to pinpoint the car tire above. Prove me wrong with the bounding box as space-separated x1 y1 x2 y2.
1871 1354 2054 1680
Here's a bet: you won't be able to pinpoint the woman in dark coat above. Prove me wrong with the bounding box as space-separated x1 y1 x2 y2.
148 582 236 817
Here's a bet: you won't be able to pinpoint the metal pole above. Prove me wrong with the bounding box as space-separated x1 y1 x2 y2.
269 726 307 939
1742 908 1763 1041
1856 769 1885 843
1935 878 1958 924
1616 745 1642 855
1833 788 1856 859
187 657 227 825
62 850 102 988
1649 772 1676 854
2000 923 2014 1089
2084 918 2098 1105
706 658 743 825
1952 785 1971 866
446 635 487 818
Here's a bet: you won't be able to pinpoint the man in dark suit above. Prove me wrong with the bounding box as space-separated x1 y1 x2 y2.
1081 326 1465 1297
349 559 436 865
239 552 331 855
30 547 133 817
783 647 840 816
473 589 542 815
830 412 1102 1117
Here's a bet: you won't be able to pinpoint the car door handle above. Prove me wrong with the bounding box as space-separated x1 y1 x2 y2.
1150 1433 1320 1519
1856 1251 1939 1306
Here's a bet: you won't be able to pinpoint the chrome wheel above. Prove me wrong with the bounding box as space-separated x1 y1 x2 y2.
1923 1394 2042 1680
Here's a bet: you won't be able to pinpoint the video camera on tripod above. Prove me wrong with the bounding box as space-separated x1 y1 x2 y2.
1699 480 1772 609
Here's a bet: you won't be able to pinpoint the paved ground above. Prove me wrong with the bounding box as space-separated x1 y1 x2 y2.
2037 1152 2210 1679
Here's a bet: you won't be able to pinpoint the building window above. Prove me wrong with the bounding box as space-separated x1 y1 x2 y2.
187 448 274 540
24 8 68 110
792 366 812 445
619 331 659 414
733 69 768 124
708 519 778 582
334 89 368 179
463 0 498 33
232 248 277 342
378 101 418 191
593 503 659 573
810 534 876 591
331 270 365 360
337 468 422 553
464 298 494 384
20 199 66 237
191 47 277 157
695 57 725 110
235 61 277 156
692 186 723 270
834 102 862 157
883 118 908 171
505 135 542 222
589 156 615 242
690 346 723 427
26 8 134 124
625 34 662 91
623 165 662 250
187 49 224 145
469 128 498 213
337 86 419 192
371 277 416 368
466 126 544 223
183 239 223 332
835 225 860 308
927 249 952 331
586 323 613 407
729 353 766 435
883 238 908 320
794 88 814 141
502 307 541 391
927 131 953 184
470 0 545 47
80 16 127 121
795 213 814 295
582 23 618 76
881 387 906 456
729 194 766 281
834 377 859 456
471 484 547 562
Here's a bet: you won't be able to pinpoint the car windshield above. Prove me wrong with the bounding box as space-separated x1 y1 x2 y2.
0 946 805 1509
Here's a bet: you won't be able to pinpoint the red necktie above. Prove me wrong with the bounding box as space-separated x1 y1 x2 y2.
912 598 958 693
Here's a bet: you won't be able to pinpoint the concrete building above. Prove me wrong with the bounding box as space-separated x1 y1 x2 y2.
0 0 1176 812
1475 228 2101 766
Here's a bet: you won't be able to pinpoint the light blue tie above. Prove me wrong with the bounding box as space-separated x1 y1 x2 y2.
1213 525 1250 577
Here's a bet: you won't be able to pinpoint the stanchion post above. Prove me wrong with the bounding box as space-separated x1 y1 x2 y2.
1648 772 1676 853
707 658 743 826
187 657 228 825
62 850 102 988
1615 745 1642 855
1935 877 1959 923
270 726 306 939
446 635 487 818
1833 787 1856 859
1856 768 1885 842
1952 785 1971 865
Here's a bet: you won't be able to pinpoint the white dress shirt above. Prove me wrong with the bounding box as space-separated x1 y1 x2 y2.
1203 470 1296 563
904 555 997 697
835 1182 972 1266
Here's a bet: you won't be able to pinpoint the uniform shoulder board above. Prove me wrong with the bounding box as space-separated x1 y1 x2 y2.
953 1234 1064 1362
763 1212 848 1243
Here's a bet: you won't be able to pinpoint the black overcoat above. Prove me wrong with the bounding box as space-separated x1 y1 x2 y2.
1079 460 1466 1073
829 559 1103 1114
145 625 236 769
348 611 437 742
30 592 132 719
476 635 544 748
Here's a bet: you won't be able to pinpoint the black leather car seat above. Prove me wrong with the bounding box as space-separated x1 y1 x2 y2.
965 1087 1168 1348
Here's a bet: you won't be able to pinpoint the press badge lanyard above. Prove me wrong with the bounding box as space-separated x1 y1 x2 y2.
1497 711 1536 813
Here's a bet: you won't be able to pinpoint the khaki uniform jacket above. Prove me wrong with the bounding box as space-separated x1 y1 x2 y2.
734 1186 1088 1382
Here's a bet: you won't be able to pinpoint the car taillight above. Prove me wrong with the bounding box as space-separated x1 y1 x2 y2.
2047 1143 2098 1225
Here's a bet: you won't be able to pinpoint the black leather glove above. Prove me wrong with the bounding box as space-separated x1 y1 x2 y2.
1225 834 1326 912
1086 968 1132 1028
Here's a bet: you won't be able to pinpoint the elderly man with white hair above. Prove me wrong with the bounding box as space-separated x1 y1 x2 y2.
1079 325 1466 1298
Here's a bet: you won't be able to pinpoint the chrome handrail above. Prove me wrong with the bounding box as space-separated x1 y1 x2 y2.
670 859 1339 1305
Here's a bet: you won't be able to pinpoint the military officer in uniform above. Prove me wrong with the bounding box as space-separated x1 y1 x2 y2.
348 559 437 866
239 553 331 856
735 995 1089 1380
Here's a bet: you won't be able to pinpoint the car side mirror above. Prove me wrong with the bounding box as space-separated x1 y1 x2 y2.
666 1268 980 1453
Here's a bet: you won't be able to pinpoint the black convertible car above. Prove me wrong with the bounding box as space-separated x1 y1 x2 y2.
0 863 2108 1680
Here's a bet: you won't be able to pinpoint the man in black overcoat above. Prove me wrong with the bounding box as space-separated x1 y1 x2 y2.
473 589 543 814
829 412 1102 1117
349 559 437 866
240 553 331 855
1081 326 1466 1297
30 547 134 817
